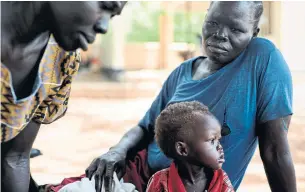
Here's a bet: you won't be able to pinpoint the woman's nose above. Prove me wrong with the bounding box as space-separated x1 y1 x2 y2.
94 12 111 34
213 27 228 41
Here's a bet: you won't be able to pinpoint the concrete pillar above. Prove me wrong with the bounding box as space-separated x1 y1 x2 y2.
100 8 131 80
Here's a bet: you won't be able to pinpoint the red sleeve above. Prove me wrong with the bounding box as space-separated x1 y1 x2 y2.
221 170 235 192
146 170 169 192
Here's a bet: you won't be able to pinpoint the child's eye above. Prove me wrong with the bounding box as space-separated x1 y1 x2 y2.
211 139 215 144
231 28 242 33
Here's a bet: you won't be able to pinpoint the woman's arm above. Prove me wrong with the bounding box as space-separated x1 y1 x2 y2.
257 116 296 192
2 121 40 192
254 46 295 191
110 125 147 155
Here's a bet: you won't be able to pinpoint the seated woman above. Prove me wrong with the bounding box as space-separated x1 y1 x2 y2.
147 101 234 192
86 1 296 192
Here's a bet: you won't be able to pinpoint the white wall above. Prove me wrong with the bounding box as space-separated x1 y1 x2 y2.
280 2 305 71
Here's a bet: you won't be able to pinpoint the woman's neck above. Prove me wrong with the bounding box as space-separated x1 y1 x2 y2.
204 57 224 71
175 160 209 185
1 1 50 62
1 2 49 46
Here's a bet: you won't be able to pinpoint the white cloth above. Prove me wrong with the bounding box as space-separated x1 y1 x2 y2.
58 173 138 192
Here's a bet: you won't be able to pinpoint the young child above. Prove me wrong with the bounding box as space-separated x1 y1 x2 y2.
146 101 234 192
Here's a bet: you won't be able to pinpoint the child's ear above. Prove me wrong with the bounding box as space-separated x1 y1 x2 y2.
175 141 188 157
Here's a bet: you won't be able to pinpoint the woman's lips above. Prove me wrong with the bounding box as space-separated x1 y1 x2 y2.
207 45 228 54
79 33 88 51
78 32 96 51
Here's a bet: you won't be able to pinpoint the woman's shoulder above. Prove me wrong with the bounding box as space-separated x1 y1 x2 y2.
165 56 200 82
174 56 203 74
246 37 278 56
244 37 291 81
181 56 201 66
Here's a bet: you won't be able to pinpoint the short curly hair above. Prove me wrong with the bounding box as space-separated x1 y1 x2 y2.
155 101 213 159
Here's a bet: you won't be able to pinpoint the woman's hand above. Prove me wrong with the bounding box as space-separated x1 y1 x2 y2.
86 125 146 192
86 149 127 192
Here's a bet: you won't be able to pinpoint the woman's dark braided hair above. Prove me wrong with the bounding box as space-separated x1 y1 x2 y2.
209 1 264 29
252 1 264 29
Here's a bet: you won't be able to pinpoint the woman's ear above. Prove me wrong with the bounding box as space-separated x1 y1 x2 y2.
253 27 260 37
175 141 188 157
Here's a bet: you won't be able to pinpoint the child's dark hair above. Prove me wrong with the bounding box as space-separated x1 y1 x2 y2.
155 101 213 159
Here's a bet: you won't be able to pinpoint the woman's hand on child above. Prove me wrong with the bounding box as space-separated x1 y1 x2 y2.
85 149 126 192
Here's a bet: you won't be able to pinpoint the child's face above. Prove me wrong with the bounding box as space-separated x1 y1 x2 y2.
187 114 224 170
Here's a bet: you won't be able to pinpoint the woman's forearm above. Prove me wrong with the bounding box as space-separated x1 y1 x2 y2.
110 125 146 155
1 121 40 192
2 154 30 192
262 153 296 192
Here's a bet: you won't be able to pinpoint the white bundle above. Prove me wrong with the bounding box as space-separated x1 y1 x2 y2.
58 172 138 192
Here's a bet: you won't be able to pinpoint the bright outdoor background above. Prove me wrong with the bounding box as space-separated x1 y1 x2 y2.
31 2 305 191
